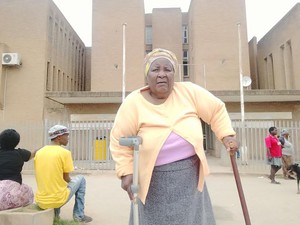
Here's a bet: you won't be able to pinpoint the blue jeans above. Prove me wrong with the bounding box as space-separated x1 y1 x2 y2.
54 175 86 219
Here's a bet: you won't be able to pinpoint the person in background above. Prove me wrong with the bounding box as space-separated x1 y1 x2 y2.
110 48 239 225
265 126 282 184
34 125 92 223
0 129 36 211
279 128 295 180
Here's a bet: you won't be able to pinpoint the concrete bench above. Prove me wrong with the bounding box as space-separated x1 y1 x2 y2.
0 204 54 225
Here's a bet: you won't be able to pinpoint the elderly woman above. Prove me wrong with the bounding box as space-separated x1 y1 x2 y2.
0 129 36 211
110 48 238 225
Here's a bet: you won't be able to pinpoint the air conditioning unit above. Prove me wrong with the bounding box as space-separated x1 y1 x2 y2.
2 53 21 66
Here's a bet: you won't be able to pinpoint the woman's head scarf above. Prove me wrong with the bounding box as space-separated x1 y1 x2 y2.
144 48 178 76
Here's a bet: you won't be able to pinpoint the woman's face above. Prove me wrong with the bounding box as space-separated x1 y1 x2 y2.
146 58 175 98
271 128 278 136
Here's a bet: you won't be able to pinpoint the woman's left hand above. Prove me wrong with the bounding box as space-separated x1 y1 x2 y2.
222 136 239 155
121 174 134 200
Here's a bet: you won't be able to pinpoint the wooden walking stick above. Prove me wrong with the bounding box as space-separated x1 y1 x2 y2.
229 143 251 225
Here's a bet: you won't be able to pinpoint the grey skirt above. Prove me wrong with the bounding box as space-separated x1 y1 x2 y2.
129 155 216 225
266 157 282 166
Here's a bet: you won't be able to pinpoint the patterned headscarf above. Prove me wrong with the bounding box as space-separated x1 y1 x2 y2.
144 48 178 76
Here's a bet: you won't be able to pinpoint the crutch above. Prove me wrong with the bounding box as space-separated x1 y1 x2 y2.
229 143 251 225
119 136 143 225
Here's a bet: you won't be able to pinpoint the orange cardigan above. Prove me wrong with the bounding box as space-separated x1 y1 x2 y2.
110 82 236 203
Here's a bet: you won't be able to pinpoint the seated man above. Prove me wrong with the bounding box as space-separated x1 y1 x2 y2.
0 129 36 211
34 125 92 223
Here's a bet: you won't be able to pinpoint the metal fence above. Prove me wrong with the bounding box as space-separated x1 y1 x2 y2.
230 120 300 174
1 119 300 173
0 120 115 171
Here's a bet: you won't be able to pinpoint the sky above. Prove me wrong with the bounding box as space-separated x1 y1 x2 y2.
52 0 300 47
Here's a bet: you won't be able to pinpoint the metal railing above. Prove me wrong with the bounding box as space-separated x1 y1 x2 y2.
1 119 299 173
0 120 115 171
228 120 300 174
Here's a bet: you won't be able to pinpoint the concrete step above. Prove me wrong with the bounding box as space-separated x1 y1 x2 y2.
0 204 54 225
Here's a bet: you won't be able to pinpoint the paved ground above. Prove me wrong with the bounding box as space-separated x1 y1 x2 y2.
23 157 300 225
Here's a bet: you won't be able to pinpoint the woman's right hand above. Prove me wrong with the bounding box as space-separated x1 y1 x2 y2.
121 174 134 200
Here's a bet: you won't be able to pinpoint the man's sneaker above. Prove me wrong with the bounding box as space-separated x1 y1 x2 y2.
74 215 93 223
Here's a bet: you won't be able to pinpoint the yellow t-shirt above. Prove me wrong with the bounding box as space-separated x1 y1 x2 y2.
34 145 74 209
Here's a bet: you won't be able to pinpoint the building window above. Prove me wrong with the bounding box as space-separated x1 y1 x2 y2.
145 26 152 45
183 50 188 60
285 40 294 89
48 16 53 41
267 54 275 89
183 50 189 77
46 61 51 91
182 25 188 44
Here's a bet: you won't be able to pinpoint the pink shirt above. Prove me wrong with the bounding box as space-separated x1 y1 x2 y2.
265 134 282 157
155 132 196 166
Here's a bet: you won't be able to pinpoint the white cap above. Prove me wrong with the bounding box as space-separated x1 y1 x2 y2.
281 128 289 135
48 125 69 139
